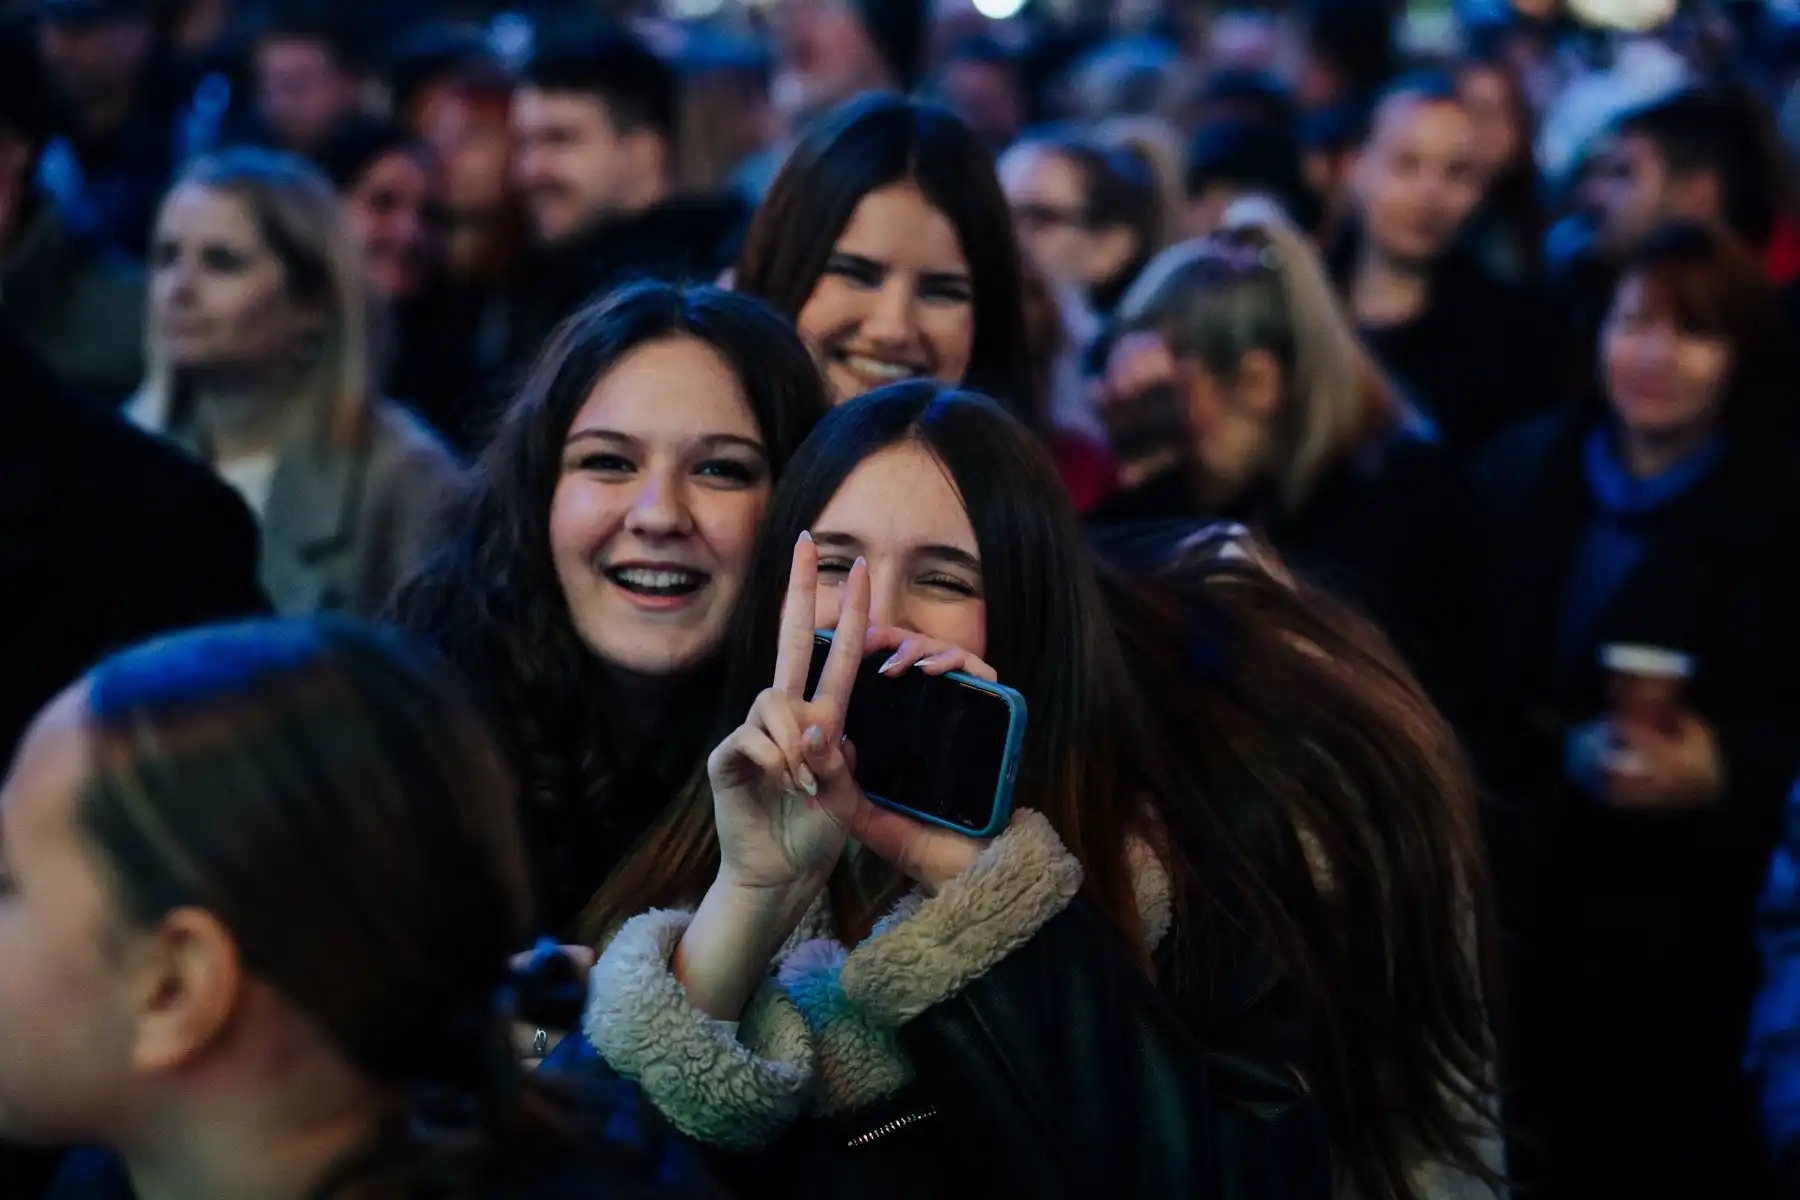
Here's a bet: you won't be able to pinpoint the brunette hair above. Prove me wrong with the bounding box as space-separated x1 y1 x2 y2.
1601 219 1794 433
585 389 1503 1200
391 282 829 936
733 94 1034 421
1095 525 1503 1200
78 619 561 1190
1457 51 1544 277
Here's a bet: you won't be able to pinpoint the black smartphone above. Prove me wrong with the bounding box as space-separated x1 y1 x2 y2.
807 632 1026 837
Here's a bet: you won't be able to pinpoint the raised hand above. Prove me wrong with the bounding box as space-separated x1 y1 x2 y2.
707 530 872 896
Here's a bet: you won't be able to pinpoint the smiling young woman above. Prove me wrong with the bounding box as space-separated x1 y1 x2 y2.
563 384 1503 1200
732 94 1032 421
391 281 829 939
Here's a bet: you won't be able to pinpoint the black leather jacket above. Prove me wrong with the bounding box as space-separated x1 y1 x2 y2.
557 903 1333 1199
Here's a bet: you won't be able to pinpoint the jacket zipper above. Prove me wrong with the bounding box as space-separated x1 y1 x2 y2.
845 1107 938 1147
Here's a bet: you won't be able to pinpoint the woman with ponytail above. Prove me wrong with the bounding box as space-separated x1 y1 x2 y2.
0 618 712 1199
1090 197 1477 710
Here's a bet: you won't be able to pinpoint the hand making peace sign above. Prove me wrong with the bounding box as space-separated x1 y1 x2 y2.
707 531 872 895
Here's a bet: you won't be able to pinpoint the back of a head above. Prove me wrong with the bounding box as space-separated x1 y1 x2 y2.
1092 527 1502 1200
522 26 678 148
1301 0 1398 101
1186 118 1315 227
81 620 532 1145
1619 87 1779 249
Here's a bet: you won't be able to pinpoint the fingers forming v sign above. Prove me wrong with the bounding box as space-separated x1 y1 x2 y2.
707 532 873 893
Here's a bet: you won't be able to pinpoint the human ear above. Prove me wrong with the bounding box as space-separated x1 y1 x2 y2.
129 907 244 1076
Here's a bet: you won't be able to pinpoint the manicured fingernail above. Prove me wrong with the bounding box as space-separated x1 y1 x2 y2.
805 725 826 753
880 653 903 673
853 556 866 570
798 529 813 544
796 763 819 796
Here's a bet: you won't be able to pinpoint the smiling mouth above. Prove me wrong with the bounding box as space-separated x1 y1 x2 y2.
603 565 710 598
828 348 930 385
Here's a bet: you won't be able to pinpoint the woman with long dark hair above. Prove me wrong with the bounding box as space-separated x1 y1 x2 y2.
1476 220 1800 1200
733 93 1116 505
572 384 1502 1199
392 282 829 940
734 95 1030 417
0 619 709 1199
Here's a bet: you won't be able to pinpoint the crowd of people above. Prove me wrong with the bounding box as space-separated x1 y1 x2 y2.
6 0 1800 1196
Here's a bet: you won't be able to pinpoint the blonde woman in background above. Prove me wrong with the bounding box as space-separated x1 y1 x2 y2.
1090 197 1477 711
129 149 460 616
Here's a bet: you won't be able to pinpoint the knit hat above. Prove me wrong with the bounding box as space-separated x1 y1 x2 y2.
851 0 929 94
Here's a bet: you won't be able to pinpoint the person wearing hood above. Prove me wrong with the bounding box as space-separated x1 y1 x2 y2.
506 26 749 373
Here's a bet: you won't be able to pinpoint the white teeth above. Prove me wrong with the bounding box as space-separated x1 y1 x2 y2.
843 354 919 382
613 568 700 589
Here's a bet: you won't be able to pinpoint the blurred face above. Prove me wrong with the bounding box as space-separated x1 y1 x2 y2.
0 687 138 1144
39 15 151 105
343 149 444 300
150 184 319 376
513 89 643 245
418 87 513 219
1590 133 1677 257
256 37 359 154
549 337 773 675
1352 96 1483 267
796 182 975 402
1602 273 1732 443
810 442 986 658
1458 66 1524 180
777 0 886 115
1000 146 1095 288
943 59 1022 152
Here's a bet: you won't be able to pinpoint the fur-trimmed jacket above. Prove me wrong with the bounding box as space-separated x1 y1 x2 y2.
552 811 1500 1199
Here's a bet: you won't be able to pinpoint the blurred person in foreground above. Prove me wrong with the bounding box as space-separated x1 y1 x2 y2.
1 618 718 1199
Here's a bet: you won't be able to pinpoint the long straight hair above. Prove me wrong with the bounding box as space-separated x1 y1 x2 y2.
589 386 1502 1200
584 383 1148 949
733 94 1036 423
139 149 377 452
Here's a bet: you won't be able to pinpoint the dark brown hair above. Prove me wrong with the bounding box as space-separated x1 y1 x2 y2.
733 94 1035 425
585 390 1504 1200
1095 524 1504 1200
392 282 830 937
79 618 552 1191
1604 219 1794 433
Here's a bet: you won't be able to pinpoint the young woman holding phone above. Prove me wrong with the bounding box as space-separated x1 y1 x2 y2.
569 384 1502 1199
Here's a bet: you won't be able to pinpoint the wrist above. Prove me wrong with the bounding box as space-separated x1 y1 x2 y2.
673 873 823 1021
